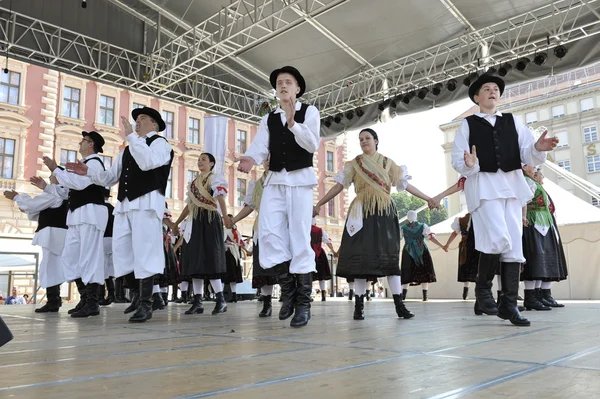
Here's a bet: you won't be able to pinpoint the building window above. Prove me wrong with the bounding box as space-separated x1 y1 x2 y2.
587 155 600 173
133 103 145 109
525 111 537 124
580 98 594 112
0 71 20 105
236 130 247 154
551 105 565 118
162 110 174 139
188 117 200 144
326 151 334 172
99 95 115 126
60 149 77 166
557 160 571 172
99 155 112 169
62 86 81 119
328 200 335 217
237 178 247 207
583 125 598 143
166 168 173 199
187 170 199 184
0 137 15 178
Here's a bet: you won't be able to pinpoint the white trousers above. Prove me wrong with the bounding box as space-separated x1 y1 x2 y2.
40 247 66 288
471 198 524 263
103 237 114 279
258 185 316 274
61 224 105 284
113 210 164 279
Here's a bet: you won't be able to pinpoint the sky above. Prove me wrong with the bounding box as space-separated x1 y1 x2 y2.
343 97 473 199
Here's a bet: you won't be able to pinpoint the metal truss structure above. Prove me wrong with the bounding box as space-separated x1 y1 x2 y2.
0 0 599 123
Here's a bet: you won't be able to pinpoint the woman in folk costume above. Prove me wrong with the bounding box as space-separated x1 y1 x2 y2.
173 153 233 315
223 217 247 303
231 159 278 318
314 128 435 320
520 165 568 310
400 210 446 301
444 211 479 300
310 218 336 301
157 205 180 306
173 218 193 304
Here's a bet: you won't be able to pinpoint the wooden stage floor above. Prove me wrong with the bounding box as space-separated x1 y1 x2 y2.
1 298 600 398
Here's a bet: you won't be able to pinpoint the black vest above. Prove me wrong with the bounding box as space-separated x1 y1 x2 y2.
117 135 174 202
68 157 106 211
35 200 69 233
467 113 521 173
103 202 114 238
268 103 313 172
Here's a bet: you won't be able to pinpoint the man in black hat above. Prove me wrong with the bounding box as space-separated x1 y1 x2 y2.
237 66 320 328
42 131 108 318
451 74 559 327
67 107 174 323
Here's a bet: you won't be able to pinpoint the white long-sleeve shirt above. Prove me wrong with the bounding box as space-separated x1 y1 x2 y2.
451 111 546 212
53 153 108 230
86 132 172 219
245 101 320 187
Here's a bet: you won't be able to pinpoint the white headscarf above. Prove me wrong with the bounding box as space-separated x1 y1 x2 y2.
407 210 418 222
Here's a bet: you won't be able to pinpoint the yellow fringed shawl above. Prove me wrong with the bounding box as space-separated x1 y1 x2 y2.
188 172 218 221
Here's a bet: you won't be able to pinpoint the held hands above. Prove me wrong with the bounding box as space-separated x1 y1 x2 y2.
441 244 449 252
425 197 439 209
534 131 559 152
464 145 478 168
29 176 47 190
236 156 256 173
66 160 88 176
523 217 529 227
313 205 321 217
42 156 58 172
3 190 18 200
223 214 233 229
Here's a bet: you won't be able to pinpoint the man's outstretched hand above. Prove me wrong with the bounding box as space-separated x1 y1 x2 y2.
236 156 256 173
66 160 88 176
535 131 559 152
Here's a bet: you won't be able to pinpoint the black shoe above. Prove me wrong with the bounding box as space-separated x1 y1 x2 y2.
474 253 501 315
129 277 154 322
462 287 469 300
161 292 169 307
170 284 179 302
348 289 354 300
321 290 326 302
185 294 204 314
497 263 531 326
68 278 87 315
113 278 128 303
523 289 551 311
540 288 564 308
393 294 414 319
212 292 228 314
175 291 188 304
71 283 101 318
422 289 428 302
474 300 483 316
365 290 372 301
353 295 365 320
259 295 272 317
402 288 407 301
290 274 312 327
124 288 140 314
100 278 115 306
278 270 296 320
35 285 62 313
152 293 165 311
231 292 237 303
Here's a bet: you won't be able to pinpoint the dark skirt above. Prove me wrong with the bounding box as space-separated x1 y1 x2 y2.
223 249 243 284
457 227 479 283
400 247 437 285
313 250 332 281
251 241 279 289
521 222 568 282
180 210 227 279
337 205 401 280
157 238 181 287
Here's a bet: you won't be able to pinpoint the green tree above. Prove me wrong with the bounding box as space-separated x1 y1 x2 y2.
391 192 449 227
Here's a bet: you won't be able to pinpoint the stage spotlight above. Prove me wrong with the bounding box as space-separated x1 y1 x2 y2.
356 107 364 117
554 45 568 59
82 0 87 8
533 53 548 66
498 63 512 77
446 79 457 92
324 118 332 128
402 95 411 105
463 76 472 87
432 83 443 96
390 98 398 108
345 110 354 120
417 87 429 100
516 58 530 71
486 66 497 75
334 113 342 124
378 102 385 111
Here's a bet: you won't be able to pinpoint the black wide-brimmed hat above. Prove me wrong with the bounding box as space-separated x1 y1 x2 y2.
269 66 306 97
82 131 105 153
468 74 505 103
131 106 166 132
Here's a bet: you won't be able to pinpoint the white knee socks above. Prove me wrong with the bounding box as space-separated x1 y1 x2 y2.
354 279 367 296
535 280 542 289
192 278 204 295
180 281 189 291
524 280 536 290
387 275 402 295
160 287 168 293
152 284 160 294
496 275 502 291
319 280 327 291
348 281 355 290
229 283 237 292
464 282 470 288
422 283 429 290
210 279 223 293
261 285 273 296
541 281 552 289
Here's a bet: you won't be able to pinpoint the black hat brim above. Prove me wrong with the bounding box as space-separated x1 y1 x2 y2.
132 107 167 132
468 75 505 103
269 66 306 97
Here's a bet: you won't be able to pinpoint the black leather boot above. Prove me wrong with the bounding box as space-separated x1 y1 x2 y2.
212 292 227 314
393 294 415 319
171 284 179 302
278 272 297 320
353 295 365 320
35 285 62 313
290 274 312 327
185 294 204 314
68 278 87 315
523 289 551 311
129 277 154 322
104 278 115 305
113 277 128 303
124 287 140 314
402 288 407 301
496 290 502 306
231 292 237 303
161 292 169 307
259 295 272 317
474 300 483 315
321 290 326 302
541 288 564 307
97 283 107 305
71 283 101 318
422 289 428 302
475 253 501 315
152 292 165 311
497 263 531 326
176 291 188 304
462 286 469 300
348 288 354 300
365 289 372 301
